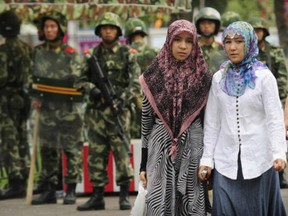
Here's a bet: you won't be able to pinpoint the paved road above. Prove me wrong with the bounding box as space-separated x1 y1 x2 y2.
0 189 287 216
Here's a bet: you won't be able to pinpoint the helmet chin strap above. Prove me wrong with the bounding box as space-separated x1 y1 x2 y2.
202 33 214 38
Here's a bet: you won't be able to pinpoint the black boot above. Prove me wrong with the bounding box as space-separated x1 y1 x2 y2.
119 184 131 210
31 183 57 205
33 180 47 195
77 187 105 211
279 171 288 189
63 183 77 205
0 178 26 200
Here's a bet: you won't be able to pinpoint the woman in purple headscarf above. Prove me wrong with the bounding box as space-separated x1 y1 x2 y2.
198 21 287 215
138 19 212 215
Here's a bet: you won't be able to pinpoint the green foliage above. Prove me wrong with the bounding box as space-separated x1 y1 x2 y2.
226 0 274 25
192 0 228 14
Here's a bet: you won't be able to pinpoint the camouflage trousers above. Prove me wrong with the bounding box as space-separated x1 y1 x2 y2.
10 109 31 180
0 114 24 181
38 105 83 185
84 107 134 187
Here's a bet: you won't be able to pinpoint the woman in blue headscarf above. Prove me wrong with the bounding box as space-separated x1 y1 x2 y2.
198 21 287 215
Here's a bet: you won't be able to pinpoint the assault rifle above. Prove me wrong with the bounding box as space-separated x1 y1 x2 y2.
85 51 132 156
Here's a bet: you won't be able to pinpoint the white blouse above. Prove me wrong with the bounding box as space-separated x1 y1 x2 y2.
200 68 287 180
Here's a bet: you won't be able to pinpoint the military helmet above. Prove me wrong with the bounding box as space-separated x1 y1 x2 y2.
249 17 270 37
221 11 242 30
0 10 21 37
124 18 148 38
195 7 221 35
95 12 122 36
41 11 67 37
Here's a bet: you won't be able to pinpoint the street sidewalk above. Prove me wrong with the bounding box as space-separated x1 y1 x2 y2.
0 189 287 216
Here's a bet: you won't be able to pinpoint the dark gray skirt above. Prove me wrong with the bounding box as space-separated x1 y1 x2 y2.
212 160 286 216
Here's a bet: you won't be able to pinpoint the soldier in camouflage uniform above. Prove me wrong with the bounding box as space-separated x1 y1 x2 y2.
30 11 84 205
124 17 158 138
0 10 32 200
76 12 140 211
221 11 242 31
195 7 224 74
250 16 288 189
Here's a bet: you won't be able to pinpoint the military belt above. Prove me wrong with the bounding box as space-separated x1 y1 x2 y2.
30 76 84 102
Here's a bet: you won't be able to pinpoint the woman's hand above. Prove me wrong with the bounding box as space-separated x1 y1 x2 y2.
273 159 287 172
139 171 147 189
198 166 212 181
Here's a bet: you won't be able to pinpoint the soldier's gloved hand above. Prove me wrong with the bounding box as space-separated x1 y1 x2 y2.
75 83 90 94
89 87 102 101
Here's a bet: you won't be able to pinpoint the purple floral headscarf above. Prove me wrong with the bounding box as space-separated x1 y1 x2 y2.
220 21 267 97
139 20 212 159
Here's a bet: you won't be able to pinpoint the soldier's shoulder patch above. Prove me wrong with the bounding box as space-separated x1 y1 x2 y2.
84 49 92 55
65 46 76 53
84 49 93 58
129 48 137 54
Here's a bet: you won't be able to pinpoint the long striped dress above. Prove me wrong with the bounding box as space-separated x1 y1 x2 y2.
141 95 211 216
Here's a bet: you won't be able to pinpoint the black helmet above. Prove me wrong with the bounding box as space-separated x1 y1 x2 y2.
0 10 21 37
195 7 221 35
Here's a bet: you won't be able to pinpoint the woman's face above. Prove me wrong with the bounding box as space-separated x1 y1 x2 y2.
171 32 193 61
224 35 245 64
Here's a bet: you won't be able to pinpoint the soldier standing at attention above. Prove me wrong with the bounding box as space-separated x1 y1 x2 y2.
124 17 158 139
194 7 223 74
250 17 288 189
76 12 140 211
0 10 32 200
30 11 84 205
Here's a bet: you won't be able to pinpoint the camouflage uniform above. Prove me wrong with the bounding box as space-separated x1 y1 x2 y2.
250 17 288 104
257 42 288 103
200 41 224 74
76 12 140 211
31 12 84 205
124 17 158 138
250 17 288 189
195 7 224 74
0 10 32 199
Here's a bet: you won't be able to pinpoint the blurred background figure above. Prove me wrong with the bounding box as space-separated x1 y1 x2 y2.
30 11 84 205
250 16 288 189
0 10 32 200
194 7 224 74
124 17 158 139
221 11 242 32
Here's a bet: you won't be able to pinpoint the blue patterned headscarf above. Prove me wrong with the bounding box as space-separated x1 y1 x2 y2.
220 21 267 97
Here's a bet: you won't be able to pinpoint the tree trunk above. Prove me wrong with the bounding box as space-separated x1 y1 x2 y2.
274 0 288 56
